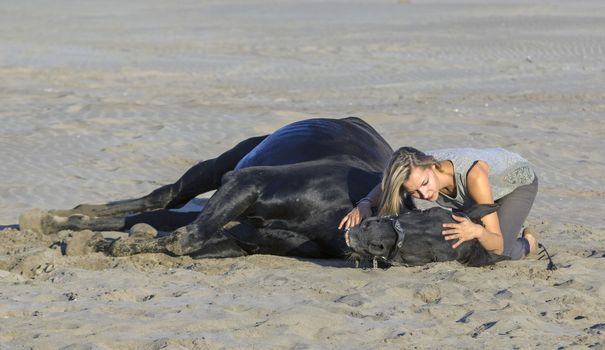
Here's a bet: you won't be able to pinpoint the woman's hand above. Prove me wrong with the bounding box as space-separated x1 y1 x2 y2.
442 214 486 249
339 202 372 230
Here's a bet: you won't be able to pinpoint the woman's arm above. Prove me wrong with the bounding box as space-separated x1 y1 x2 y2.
442 161 504 255
362 183 382 206
338 183 382 229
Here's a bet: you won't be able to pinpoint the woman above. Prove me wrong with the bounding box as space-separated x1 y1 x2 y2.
339 147 538 259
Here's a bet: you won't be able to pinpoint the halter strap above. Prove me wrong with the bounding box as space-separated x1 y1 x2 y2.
374 217 406 264
389 218 406 259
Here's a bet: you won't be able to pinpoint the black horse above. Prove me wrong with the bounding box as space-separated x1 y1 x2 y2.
20 117 502 266
346 204 506 267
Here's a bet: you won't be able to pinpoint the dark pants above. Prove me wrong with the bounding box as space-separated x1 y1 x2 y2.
495 176 538 260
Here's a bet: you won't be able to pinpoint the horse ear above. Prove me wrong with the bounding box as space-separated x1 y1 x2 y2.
463 204 499 220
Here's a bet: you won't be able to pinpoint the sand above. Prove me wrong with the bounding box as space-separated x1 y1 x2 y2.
1 0 604 348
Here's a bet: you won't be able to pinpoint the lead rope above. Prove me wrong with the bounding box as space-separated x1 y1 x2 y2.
538 243 557 271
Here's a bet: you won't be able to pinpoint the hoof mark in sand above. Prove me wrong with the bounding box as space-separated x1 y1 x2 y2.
471 321 498 338
586 323 605 334
497 327 519 336
494 289 513 299
586 250 605 258
334 294 367 307
63 292 78 301
456 310 474 323
34 263 55 275
141 294 155 302
553 279 574 287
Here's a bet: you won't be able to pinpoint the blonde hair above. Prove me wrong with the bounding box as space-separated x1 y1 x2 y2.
378 147 440 216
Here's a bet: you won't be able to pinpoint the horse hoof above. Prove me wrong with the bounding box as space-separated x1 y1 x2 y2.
129 223 158 239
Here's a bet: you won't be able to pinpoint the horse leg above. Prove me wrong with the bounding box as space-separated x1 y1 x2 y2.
103 171 260 257
20 136 267 234
26 210 201 235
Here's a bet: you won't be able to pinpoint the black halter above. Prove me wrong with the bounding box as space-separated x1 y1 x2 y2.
372 216 406 265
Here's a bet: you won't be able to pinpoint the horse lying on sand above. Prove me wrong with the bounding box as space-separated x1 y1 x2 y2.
20 117 504 267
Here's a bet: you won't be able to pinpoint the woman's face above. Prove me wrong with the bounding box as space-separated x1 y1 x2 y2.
403 165 440 201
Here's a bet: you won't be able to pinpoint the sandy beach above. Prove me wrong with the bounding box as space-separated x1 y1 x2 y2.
1 0 604 348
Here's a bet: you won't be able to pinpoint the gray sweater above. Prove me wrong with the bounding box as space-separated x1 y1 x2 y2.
411 148 536 211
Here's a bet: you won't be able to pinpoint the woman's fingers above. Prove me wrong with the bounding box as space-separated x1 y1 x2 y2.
441 229 459 239
338 211 354 229
442 215 477 248
339 204 373 230
442 222 460 236
349 213 361 228
452 237 468 249
444 231 466 247
339 209 360 229
338 217 347 229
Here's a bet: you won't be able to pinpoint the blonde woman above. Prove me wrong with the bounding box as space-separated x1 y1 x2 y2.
339 147 538 259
